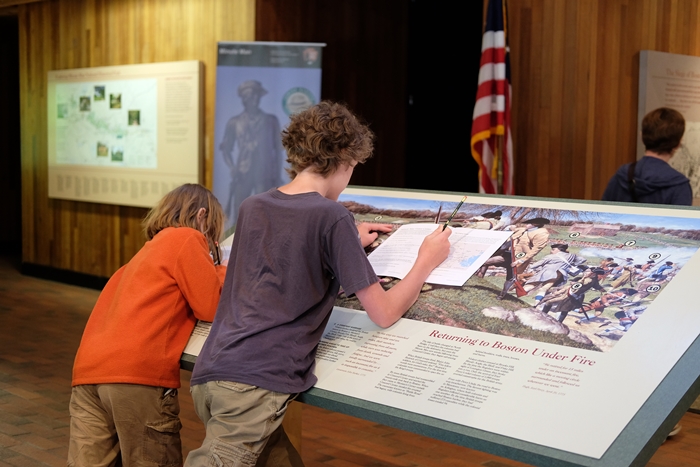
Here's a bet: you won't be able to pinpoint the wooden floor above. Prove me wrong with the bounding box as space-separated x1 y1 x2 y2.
1 253 699 467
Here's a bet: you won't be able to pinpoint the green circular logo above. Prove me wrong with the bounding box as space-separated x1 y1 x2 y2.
282 87 316 116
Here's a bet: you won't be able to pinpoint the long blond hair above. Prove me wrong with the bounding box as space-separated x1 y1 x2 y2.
143 184 224 253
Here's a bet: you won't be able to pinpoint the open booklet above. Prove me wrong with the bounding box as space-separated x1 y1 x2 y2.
367 223 512 286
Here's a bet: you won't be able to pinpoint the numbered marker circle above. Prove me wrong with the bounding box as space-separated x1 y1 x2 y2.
515 252 526 259
649 253 661 260
624 240 636 247
374 215 383 221
571 283 583 291
646 285 661 293
569 232 580 238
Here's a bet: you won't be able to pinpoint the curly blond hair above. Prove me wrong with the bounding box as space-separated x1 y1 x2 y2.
282 101 374 179
143 184 224 253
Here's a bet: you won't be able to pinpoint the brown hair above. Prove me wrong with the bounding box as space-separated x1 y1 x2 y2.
143 184 224 252
642 107 685 154
282 101 374 179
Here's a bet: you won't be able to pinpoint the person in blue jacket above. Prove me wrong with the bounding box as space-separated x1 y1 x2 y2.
602 107 692 206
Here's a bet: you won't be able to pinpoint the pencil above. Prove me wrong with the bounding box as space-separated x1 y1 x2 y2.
213 241 221 265
442 195 467 231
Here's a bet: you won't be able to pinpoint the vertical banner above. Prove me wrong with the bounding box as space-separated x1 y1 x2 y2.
213 42 324 231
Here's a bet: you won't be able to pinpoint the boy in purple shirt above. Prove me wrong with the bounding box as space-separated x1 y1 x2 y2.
186 101 451 466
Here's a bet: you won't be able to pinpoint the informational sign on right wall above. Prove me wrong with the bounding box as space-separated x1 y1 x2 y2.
639 50 700 198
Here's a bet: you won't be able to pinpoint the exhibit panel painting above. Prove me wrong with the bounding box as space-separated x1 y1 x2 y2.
314 188 700 458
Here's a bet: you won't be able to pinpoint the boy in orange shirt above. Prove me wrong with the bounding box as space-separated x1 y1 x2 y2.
68 184 227 467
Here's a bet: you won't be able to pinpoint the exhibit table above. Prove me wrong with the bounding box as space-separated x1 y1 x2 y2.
183 188 700 466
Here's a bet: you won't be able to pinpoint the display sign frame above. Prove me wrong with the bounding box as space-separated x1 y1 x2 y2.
47 60 203 207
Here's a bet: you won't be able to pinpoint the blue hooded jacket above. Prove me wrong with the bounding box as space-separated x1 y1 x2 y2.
602 156 692 206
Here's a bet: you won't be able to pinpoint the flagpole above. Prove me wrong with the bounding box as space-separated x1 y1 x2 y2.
497 134 504 193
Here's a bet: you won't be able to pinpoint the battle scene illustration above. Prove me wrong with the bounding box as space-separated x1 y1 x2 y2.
335 194 700 353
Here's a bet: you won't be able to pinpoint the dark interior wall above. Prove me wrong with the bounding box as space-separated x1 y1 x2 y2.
406 1 483 194
256 0 483 192
256 0 409 189
0 14 21 252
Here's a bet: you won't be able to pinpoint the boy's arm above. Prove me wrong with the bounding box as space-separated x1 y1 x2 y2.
355 226 451 328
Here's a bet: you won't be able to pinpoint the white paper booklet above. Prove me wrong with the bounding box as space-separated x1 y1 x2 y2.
367 224 512 286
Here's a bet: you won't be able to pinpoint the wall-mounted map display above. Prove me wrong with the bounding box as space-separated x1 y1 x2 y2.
55 79 157 168
47 61 202 207
313 188 700 459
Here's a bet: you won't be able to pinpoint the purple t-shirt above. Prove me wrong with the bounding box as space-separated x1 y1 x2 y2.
191 189 378 393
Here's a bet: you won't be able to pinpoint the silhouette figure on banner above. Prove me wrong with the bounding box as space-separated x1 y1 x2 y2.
220 80 284 223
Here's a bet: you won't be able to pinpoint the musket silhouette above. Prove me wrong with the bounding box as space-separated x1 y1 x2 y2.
507 238 528 297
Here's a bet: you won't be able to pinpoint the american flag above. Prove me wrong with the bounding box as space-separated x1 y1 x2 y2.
470 0 513 195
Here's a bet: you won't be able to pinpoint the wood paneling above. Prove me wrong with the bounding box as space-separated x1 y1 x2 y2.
20 0 700 274
508 0 700 200
0 0 41 7
19 0 255 276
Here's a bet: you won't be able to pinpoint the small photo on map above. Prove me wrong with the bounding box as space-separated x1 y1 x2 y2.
110 93 122 109
79 97 91 111
111 146 124 162
57 103 68 119
94 86 106 101
96 142 109 157
128 110 140 126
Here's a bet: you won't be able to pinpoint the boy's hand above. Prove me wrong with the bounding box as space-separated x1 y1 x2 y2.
417 226 452 270
357 222 393 248
356 226 451 329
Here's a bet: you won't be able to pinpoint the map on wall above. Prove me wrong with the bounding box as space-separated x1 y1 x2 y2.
47 61 203 208
55 79 158 168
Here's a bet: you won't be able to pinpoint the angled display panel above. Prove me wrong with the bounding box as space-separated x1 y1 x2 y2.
311 187 700 462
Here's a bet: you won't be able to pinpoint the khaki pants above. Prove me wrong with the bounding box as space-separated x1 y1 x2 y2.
68 384 182 467
185 381 304 467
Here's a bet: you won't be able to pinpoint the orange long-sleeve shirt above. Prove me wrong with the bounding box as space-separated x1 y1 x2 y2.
72 227 226 389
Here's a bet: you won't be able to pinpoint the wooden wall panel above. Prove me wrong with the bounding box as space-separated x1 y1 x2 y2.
508 0 700 200
19 0 255 276
21 0 700 276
